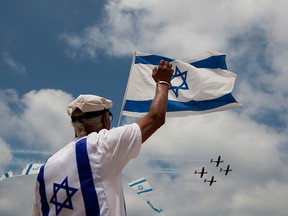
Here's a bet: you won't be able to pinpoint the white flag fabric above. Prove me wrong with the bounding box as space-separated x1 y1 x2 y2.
128 177 153 196
21 163 43 175
0 164 43 182
119 51 240 125
0 171 13 181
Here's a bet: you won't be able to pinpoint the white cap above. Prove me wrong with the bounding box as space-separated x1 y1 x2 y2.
67 94 113 116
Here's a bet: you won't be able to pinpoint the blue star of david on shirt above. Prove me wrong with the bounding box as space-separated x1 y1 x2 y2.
169 66 189 97
50 176 78 215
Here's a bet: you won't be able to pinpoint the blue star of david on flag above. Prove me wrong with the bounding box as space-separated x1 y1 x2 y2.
169 66 189 97
50 176 78 215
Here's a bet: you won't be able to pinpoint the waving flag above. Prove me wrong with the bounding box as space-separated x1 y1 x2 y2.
0 164 44 182
119 51 240 125
128 177 153 196
128 177 164 214
0 171 13 181
21 163 43 175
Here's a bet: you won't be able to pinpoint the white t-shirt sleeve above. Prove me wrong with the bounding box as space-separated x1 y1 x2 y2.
98 123 142 171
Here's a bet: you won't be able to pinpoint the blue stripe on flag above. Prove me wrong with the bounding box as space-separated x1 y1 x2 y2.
124 93 237 113
25 164 33 175
76 138 100 216
135 55 173 65
37 165 49 216
137 188 153 195
191 55 227 70
135 54 227 69
129 178 147 187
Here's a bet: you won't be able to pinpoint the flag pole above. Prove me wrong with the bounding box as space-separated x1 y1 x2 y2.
117 51 137 127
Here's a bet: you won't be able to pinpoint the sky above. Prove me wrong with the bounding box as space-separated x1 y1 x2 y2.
0 0 288 215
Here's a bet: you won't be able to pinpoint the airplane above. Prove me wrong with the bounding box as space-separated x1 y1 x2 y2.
220 164 232 175
194 167 207 178
204 176 216 186
210 155 223 167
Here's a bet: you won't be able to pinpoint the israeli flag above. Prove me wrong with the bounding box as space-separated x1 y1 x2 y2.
128 177 164 214
0 171 13 181
21 163 43 175
128 177 153 196
119 51 240 125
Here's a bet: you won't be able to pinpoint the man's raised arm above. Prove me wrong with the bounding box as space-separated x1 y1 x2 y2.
136 60 174 143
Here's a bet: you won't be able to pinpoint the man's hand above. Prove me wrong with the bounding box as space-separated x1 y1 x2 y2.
152 60 174 83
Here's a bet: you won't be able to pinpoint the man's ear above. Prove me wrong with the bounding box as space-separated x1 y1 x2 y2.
103 113 110 129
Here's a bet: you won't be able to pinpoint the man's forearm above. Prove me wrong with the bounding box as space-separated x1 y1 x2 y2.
148 82 170 128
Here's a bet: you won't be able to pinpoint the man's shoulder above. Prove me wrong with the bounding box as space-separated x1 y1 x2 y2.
112 122 140 132
46 139 78 164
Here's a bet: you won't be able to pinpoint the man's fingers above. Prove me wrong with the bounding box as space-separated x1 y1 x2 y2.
159 60 172 69
153 66 157 72
158 60 164 69
157 60 174 74
164 61 169 68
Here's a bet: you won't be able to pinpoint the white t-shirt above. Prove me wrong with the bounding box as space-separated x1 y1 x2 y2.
33 123 142 216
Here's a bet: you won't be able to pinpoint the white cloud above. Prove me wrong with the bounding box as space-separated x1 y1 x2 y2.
0 138 12 174
0 175 36 215
1 51 26 75
0 89 74 171
19 89 74 151
60 0 288 58
231 181 288 216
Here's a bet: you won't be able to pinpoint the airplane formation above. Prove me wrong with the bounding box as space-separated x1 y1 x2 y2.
194 155 232 186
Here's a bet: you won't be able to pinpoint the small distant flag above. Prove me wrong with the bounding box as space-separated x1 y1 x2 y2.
119 51 241 125
0 171 13 181
0 164 43 182
129 177 153 196
128 177 164 214
21 163 43 176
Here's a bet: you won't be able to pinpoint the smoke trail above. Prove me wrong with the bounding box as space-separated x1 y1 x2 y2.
11 149 53 156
